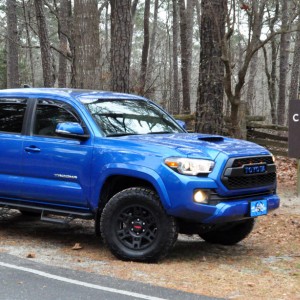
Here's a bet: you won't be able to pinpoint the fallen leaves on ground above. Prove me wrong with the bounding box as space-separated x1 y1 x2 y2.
72 243 83 250
0 156 299 299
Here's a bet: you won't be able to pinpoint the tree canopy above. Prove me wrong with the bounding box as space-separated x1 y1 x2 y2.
1 0 300 137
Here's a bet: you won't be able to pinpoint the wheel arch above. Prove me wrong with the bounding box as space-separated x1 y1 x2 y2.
94 166 172 213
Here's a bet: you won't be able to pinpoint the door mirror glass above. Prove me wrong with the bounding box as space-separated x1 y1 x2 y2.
176 119 186 129
56 122 89 139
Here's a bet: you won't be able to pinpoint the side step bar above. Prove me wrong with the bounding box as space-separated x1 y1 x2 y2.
0 200 94 224
40 211 75 225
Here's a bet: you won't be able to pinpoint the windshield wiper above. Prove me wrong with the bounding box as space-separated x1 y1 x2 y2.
106 132 138 137
147 131 173 134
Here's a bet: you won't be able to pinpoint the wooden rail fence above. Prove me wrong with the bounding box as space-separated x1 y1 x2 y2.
247 122 288 157
174 114 289 157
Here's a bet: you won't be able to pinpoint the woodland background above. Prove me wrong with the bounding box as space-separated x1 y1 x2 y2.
1 0 300 139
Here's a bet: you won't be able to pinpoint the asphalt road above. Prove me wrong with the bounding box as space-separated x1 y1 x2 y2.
0 253 221 300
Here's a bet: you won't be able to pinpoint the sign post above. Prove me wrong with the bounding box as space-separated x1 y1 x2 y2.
288 100 300 196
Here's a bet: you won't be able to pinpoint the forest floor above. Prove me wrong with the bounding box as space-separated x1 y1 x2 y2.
0 156 299 300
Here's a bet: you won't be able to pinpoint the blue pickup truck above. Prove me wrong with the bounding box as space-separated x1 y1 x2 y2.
0 88 280 262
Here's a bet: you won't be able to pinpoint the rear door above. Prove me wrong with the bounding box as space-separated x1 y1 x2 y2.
0 98 27 199
21 98 93 208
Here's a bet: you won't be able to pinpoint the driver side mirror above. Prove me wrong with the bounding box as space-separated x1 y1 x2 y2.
55 122 89 140
176 119 186 129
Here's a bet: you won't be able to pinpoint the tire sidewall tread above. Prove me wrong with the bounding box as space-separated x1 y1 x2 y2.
100 187 177 262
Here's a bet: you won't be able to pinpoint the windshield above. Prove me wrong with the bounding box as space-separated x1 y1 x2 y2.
82 99 184 136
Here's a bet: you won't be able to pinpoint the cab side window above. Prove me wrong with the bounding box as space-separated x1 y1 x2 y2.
34 100 79 137
0 98 27 133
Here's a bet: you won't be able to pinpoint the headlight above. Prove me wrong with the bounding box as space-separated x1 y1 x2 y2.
164 157 214 175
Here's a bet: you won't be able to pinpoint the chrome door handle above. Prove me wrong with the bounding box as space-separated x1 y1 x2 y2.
25 146 41 153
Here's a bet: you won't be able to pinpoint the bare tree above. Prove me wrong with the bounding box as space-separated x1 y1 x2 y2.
195 0 225 134
145 0 159 99
34 0 55 87
263 1 279 124
246 53 258 114
73 0 101 89
277 0 291 125
171 0 180 114
110 0 132 92
22 0 35 87
289 3 300 102
139 0 150 95
58 0 71 87
178 0 194 114
6 0 20 88
221 0 279 138
246 0 266 114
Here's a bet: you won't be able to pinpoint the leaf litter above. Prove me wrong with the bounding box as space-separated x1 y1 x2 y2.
0 156 299 299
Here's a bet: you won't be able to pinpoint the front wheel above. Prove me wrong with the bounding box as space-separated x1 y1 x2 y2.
100 187 178 262
199 219 255 245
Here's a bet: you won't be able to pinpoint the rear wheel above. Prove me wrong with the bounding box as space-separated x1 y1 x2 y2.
100 187 178 262
199 219 255 245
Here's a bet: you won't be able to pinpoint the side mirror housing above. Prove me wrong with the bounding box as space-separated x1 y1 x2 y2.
55 122 89 140
176 119 186 129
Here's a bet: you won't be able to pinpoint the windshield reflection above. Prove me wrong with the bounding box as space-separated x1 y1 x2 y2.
82 99 183 136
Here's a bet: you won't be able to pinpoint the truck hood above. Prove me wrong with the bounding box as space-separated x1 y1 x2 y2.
121 133 270 160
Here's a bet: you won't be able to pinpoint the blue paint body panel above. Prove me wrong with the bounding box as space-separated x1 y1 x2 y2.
0 88 280 224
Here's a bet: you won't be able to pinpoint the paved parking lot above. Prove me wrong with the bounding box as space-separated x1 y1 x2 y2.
0 252 218 300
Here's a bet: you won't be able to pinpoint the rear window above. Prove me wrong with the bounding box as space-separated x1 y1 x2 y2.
0 98 27 133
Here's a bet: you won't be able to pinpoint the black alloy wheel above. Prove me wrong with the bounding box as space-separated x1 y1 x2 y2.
100 187 178 262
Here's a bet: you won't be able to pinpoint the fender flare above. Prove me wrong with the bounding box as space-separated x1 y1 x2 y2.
91 163 172 209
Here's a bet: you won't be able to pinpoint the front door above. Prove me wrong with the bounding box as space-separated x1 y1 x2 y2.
22 99 92 208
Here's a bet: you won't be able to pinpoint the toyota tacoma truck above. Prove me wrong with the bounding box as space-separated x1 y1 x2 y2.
0 88 280 262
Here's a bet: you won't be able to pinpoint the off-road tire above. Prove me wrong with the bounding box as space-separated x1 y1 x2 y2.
100 187 178 262
199 218 255 245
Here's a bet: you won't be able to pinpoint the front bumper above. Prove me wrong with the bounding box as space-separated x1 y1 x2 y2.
169 193 280 224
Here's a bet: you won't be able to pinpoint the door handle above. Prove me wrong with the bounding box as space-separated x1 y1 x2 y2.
25 146 41 153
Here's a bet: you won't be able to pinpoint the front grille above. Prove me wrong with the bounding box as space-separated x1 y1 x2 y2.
232 156 273 168
222 155 276 190
226 173 276 189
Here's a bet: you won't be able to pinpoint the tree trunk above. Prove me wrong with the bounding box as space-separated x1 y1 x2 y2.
22 0 35 87
277 1 291 125
73 0 101 89
171 0 180 114
58 0 71 87
246 0 264 116
195 0 225 135
185 0 194 97
145 0 159 99
263 46 277 126
246 52 258 114
179 0 194 114
289 6 300 102
6 0 20 88
110 0 132 93
264 0 279 124
139 0 150 95
221 0 268 138
34 0 55 87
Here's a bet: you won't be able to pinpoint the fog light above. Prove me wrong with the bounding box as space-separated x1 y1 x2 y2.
194 190 208 203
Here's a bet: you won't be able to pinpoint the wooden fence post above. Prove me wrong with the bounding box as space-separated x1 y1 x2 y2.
297 160 300 197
